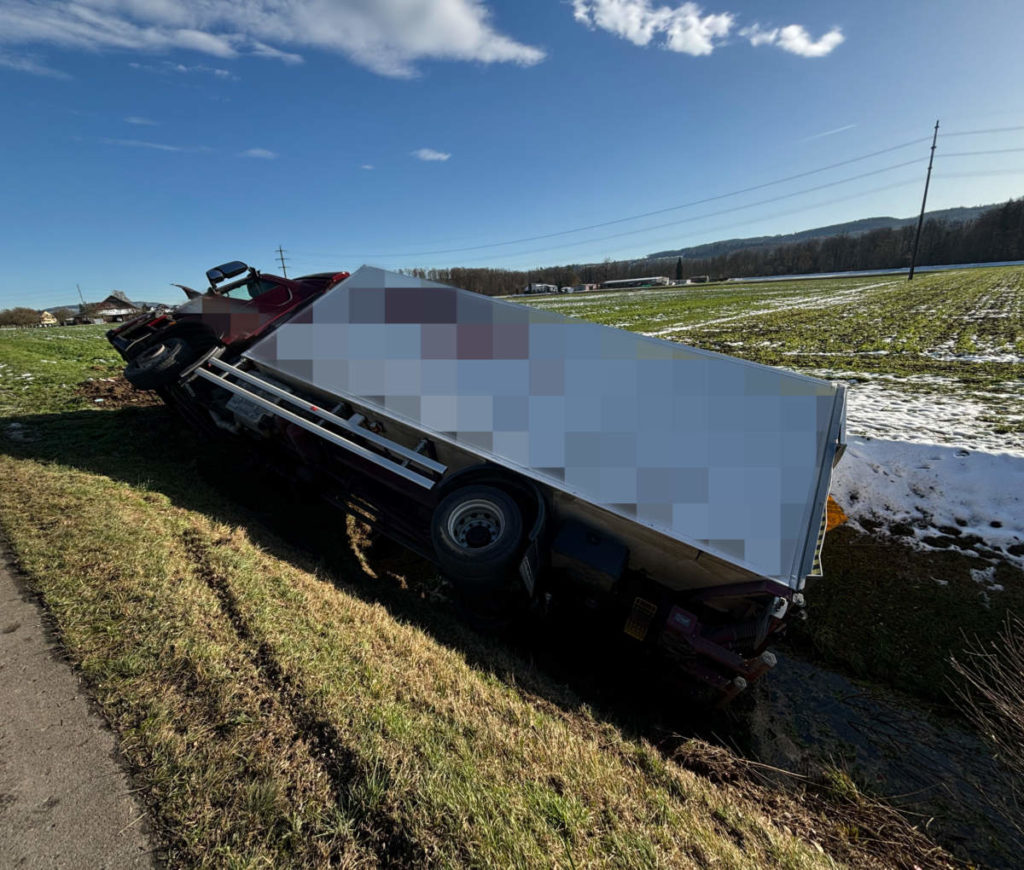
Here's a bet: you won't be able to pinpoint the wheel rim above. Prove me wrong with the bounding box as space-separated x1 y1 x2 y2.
446 499 505 550
137 343 167 364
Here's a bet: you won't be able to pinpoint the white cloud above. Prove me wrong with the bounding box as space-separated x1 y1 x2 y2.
101 137 209 152
171 28 237 57
360 164 374 170
740 22 844 57
573 3 845 59
249 41 303 65
776 24 844 58
739 24 777 47
124 115 158 125
0 50 70 78
129 59 236 77
572 1 733 56
0 0 544 77
240 147 277 158
412 148 451 162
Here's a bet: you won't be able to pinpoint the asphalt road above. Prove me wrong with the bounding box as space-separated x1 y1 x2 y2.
0 552 157 868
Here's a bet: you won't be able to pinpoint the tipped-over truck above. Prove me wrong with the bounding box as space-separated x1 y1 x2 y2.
109 261 847 702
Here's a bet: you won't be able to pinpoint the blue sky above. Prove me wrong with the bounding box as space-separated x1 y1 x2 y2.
2 0 1023 308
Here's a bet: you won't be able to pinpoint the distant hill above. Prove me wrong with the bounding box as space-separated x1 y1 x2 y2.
647 204 995 261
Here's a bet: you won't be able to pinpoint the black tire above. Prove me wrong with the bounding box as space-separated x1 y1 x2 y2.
124 337 197 390
431 485 524 584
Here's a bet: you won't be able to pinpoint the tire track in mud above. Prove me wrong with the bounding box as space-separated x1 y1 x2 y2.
180 528 427 868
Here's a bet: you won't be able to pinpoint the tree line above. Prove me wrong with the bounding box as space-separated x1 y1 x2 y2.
0 307 45 327
0 306 77 327
404 197 1024 295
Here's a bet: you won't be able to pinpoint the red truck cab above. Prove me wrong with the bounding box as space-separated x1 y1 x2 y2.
109 261 349 390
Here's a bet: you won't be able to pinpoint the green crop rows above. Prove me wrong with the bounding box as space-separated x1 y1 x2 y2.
520 267 1024 436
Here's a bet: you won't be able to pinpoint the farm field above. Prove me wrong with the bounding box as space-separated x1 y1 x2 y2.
521 268 1024 439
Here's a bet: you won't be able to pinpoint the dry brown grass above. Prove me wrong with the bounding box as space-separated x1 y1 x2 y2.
950 615 1024 847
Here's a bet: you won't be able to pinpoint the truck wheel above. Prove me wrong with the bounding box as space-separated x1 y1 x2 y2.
124 338 196 390
431 485 524 584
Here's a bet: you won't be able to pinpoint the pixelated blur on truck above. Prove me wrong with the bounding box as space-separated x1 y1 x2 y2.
108 260 847 703
107 261 351 388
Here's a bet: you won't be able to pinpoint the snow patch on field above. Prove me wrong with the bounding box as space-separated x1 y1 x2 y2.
831 382 1024 572
845 381 1023 453
642 281 897 337
923 349 1024 364
831 437 1024 571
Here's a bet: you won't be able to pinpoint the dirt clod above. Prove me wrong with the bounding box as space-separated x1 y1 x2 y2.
75 376 162 409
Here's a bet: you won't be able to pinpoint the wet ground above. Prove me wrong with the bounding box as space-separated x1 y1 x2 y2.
745 651 1020 869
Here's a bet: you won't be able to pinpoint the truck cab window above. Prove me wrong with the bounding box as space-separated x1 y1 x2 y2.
224 279 282 300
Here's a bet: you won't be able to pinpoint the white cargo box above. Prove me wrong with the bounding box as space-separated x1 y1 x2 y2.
244 266 845 589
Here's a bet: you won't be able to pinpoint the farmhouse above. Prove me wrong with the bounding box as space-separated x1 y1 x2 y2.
37 310 57 327
95 291 141 322
75 291 144 324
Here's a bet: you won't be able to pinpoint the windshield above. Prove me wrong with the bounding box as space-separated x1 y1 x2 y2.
221 278 284 300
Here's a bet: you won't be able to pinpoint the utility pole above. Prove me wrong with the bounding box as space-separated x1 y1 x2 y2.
908 120 939 281
276 245 289 278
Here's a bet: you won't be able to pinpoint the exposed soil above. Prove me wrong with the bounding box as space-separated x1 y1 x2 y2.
75 376 162 409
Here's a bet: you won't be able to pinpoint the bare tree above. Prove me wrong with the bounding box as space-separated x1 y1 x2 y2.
0 307 42 327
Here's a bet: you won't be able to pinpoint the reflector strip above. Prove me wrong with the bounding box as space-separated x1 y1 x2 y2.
624 597 658 641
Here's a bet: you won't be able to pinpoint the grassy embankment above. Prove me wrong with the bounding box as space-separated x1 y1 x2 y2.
523 268 1024 702
1 326 955 866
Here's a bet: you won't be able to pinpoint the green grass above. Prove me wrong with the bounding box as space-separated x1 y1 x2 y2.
0 324 122 415
2 328 923 867
521 268 1024 434
803 526 1024 702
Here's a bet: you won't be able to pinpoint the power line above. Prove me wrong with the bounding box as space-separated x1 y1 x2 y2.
607 179 926 261
276 244 289 277
942 125 1024 137
459 177 924 267
938 147 1024 157
933 168 1024 178
294 123 1021 268
294 136 932 259
401 160 925 265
